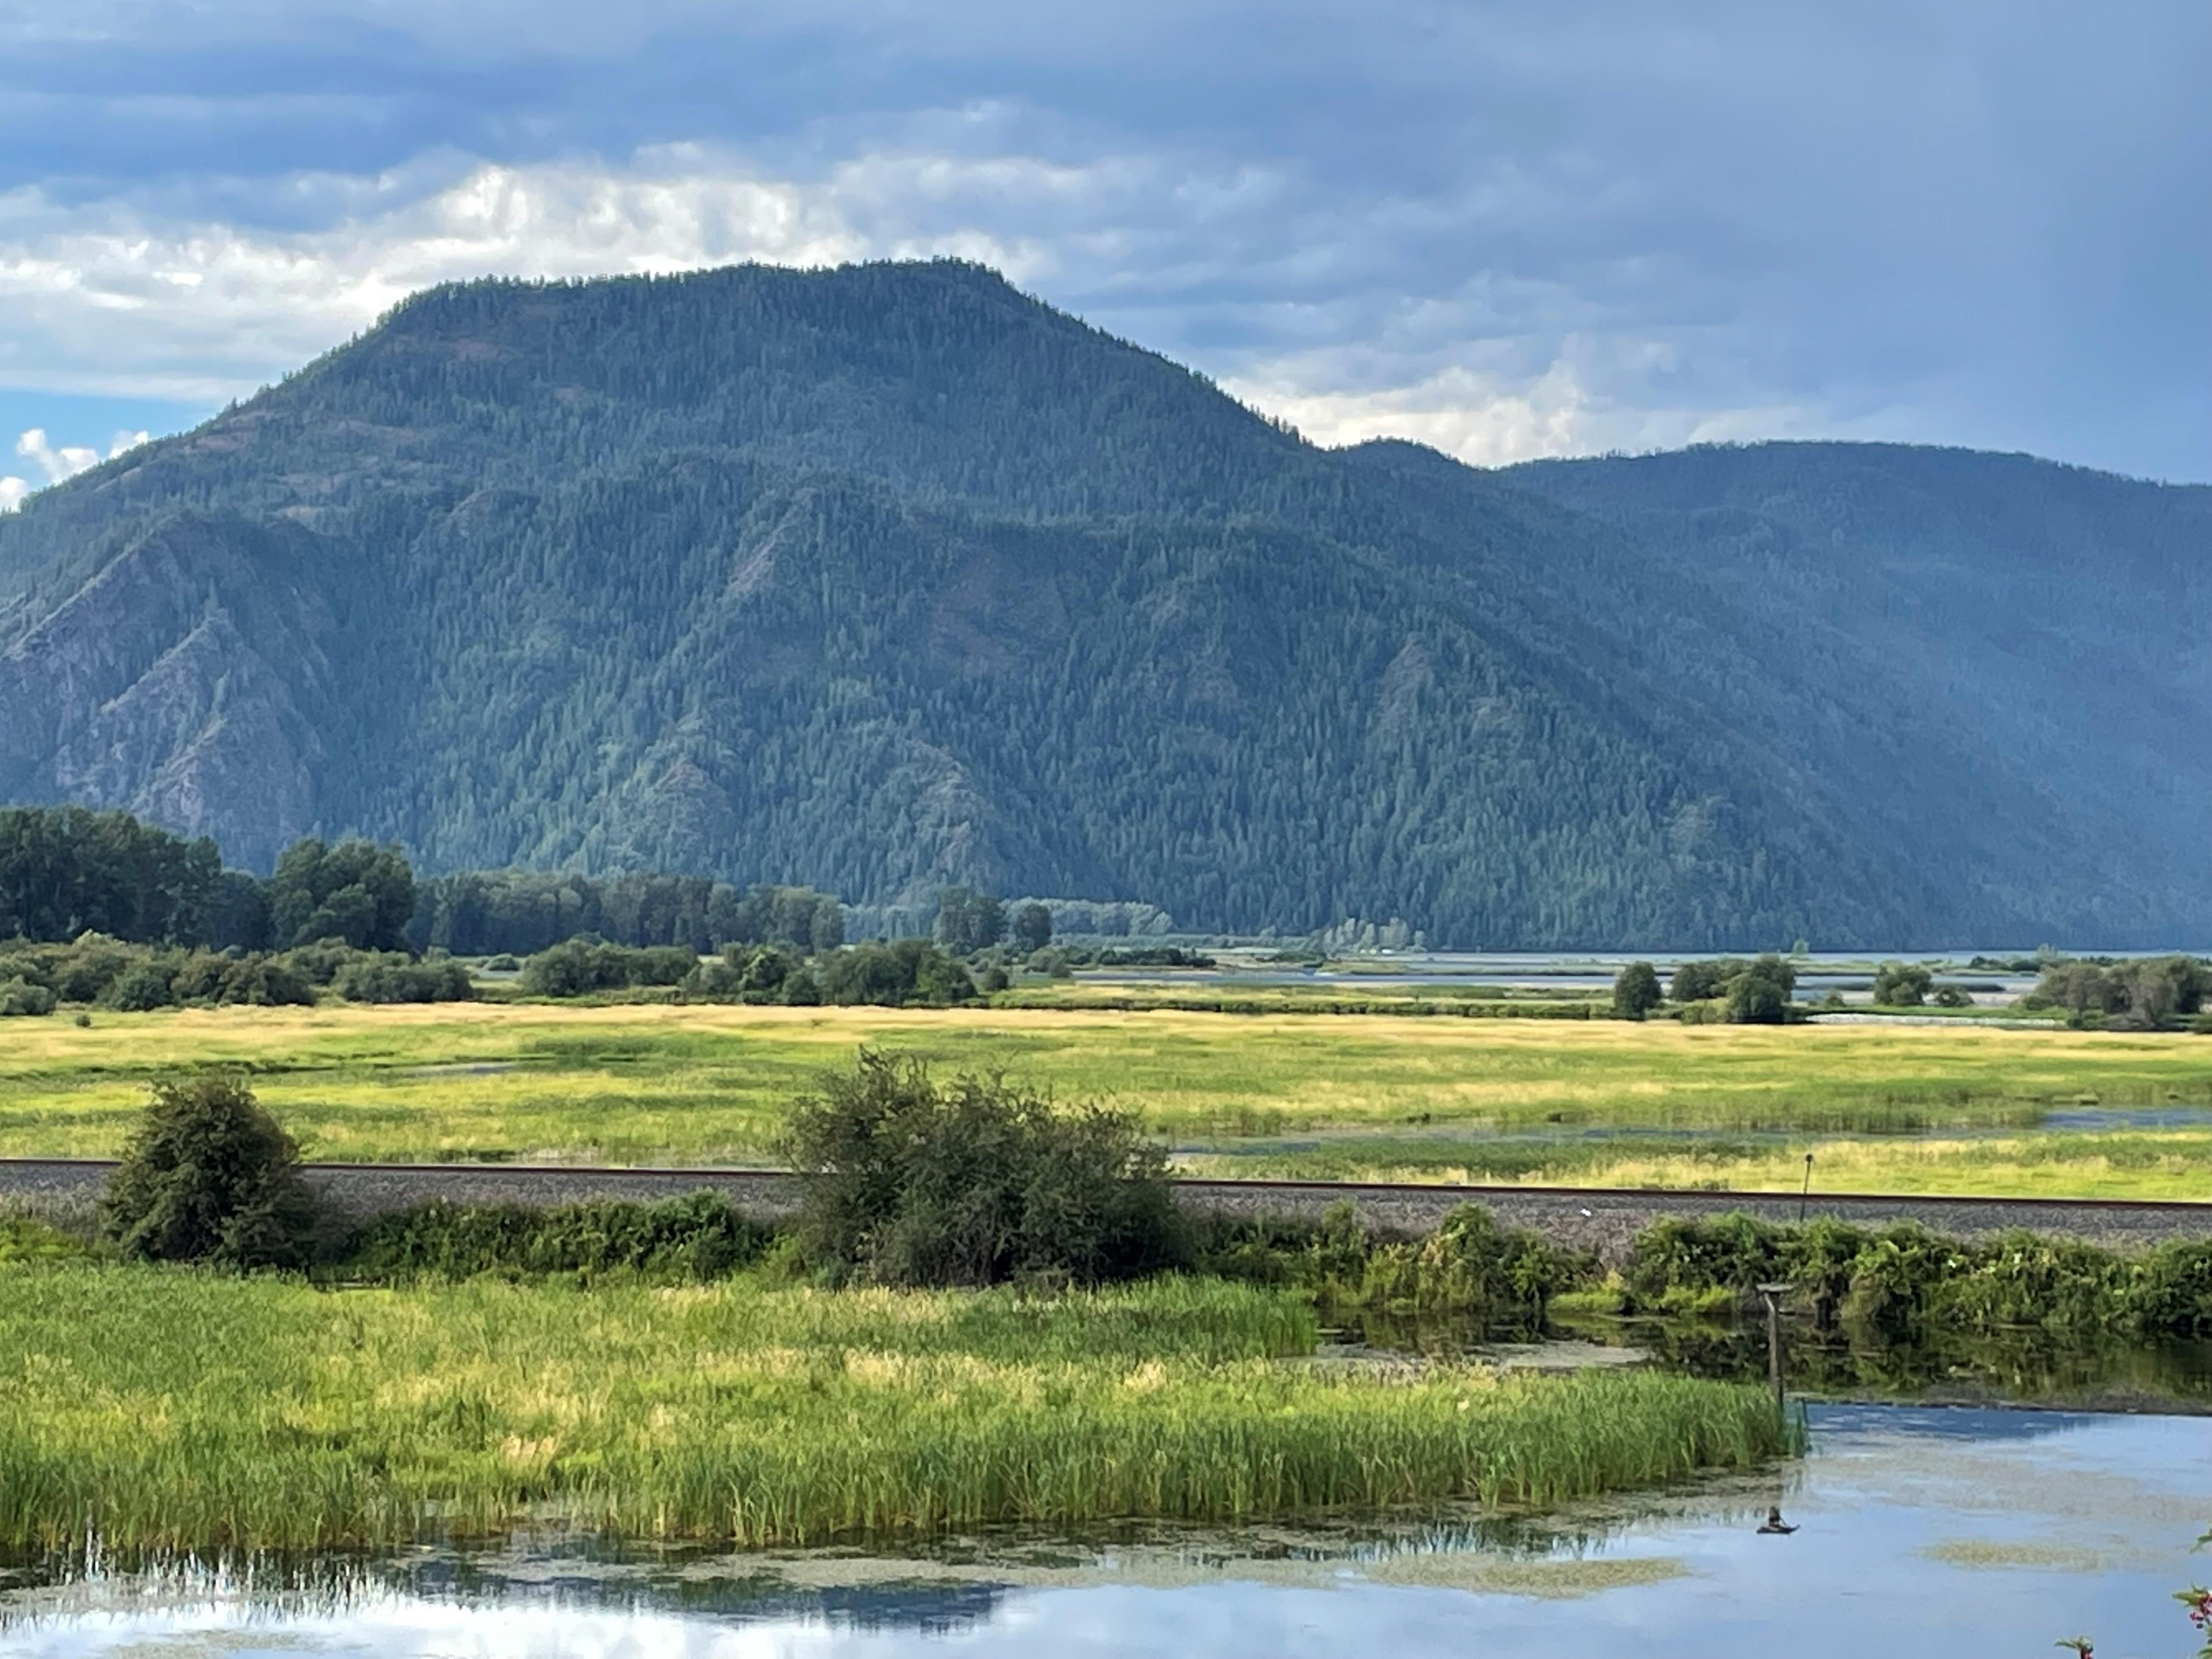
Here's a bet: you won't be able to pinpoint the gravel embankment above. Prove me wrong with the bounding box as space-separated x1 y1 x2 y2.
6 1160 2209 1262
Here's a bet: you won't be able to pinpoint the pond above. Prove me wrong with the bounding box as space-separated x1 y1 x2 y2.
6 1404 2206 1657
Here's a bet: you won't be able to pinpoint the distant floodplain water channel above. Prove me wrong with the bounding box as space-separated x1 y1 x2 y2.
7 1405 2207 1658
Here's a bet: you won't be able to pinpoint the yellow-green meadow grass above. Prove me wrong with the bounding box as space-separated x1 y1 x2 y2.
0 1266 1791 1552
1 1001 2207 1195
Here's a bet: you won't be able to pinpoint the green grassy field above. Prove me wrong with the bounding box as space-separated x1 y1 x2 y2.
0 1264 1788 1551
3 1001 2210 1196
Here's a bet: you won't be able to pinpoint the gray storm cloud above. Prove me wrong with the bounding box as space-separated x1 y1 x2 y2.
0 0 2202 480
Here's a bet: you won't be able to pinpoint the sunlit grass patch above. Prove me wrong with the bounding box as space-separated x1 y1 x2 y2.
0 1265 1791 1553
0 1002 2205 1193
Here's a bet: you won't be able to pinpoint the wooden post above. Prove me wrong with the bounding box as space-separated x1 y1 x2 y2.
1757 1281 1793 1420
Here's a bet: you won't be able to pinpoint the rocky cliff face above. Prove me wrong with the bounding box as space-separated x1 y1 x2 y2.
0 515 338 870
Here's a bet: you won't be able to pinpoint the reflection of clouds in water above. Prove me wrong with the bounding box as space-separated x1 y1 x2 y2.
1806 1404 2104 1445
18 1603 842 1657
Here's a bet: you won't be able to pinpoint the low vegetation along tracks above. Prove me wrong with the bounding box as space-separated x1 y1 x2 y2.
6 1158 2210 1260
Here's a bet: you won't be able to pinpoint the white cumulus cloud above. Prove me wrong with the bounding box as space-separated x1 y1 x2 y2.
0 139 1770 473
0 427 150 511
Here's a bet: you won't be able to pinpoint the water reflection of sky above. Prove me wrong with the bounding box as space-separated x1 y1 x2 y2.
8 1407 2209 1659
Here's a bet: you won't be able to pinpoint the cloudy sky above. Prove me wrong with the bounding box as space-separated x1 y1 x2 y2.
1 0 2205 509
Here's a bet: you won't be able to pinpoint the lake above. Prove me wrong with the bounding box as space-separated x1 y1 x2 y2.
7 1403 2205 1657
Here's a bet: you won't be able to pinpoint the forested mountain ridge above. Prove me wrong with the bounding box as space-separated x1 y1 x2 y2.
0 260 2203 947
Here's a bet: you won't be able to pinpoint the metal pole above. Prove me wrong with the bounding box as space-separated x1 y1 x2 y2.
1799 1153 1814 1223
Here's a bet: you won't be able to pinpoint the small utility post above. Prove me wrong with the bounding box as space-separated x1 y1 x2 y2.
1798 1153 1815 1223
1757 1281 1794 1420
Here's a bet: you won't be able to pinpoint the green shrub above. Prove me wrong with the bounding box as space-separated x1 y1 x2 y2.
272 937 367 986
683 944 820 1005
2130 1240 2212 1336
1669 959 1737 1002
99 1077 320 1270
0 976 55 1016
169 951 317 1007
815 939 977 1006
1933 1230 2127 1331
0 1217 92 1262
1340 1205 1596 1322
1871 962 1933 1006
0 939 319 1010
1725 955 1796 1024
334 954 475 1003
1612 960 1663 1019
1625 1213 1786 1308
785 1051 1185 1287
344 1192 775 1283
1611 1212 2212 1344
520 938 697 996
102 961 177 1011
1194 1202 1597 1332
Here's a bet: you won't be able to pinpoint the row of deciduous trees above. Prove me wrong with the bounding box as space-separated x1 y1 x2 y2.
1611 954 1800 1023
0 809 419 953
0 806 849 958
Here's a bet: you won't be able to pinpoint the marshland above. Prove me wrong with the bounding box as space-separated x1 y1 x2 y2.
4 998 2210 1197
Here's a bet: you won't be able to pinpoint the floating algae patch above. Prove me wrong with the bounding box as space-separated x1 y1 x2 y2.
1921 1539 2119 1573
737 1531 1690 1599
1357 1551 1685 1596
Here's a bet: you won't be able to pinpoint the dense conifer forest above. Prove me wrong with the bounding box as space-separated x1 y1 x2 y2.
0 262 2204 947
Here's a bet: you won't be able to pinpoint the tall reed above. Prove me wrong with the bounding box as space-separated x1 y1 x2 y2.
0 1265 1788 1553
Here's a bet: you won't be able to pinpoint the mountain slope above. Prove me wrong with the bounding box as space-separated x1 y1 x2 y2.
0 261 2203 947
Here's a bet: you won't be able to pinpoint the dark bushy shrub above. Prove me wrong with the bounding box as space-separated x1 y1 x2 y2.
1624 1213 1789 1308
1346 1205 1593 1321
1612 961 1663 1019
785 1051 1185 1287
520 938 697 996
683 945 819 1004
103 961 177 1011
2024 957 2212 1029
2130 1240 2212 1336
1871 962 1933 1006
1614 1212 2212 1342
170 951 317 1006
1669 958 1736 1003
1196 1202 1596 1333
815 940 976 1006
335 954 476 1003
1669 954 1797 1022
0 976 55 1016
345 1192 774 1283
99 1076 320 1269
0 936 320 1010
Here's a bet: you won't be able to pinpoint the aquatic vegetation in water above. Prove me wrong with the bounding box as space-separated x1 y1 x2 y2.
1619 1214 2212 1342
0 1264 1792 1554
1200 1203 1593 1333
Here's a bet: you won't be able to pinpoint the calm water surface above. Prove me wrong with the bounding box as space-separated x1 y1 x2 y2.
7 1405 2208 1658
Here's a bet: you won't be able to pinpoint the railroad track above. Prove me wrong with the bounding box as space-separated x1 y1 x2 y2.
5 1157 2209 1257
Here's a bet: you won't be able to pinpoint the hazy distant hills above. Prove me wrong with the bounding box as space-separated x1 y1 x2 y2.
0 261 2204 948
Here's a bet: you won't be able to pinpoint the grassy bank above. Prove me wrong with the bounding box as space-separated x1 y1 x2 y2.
1177 1126 2212 1199
0 1266 1789 1553
1 1003 2206 1198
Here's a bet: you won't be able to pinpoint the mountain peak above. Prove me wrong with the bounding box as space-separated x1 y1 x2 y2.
1 269 2206 945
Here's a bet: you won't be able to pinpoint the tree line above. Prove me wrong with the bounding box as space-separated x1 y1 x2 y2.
1609 954 1800 1024
0 806 842 957
0 807 1057 1016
